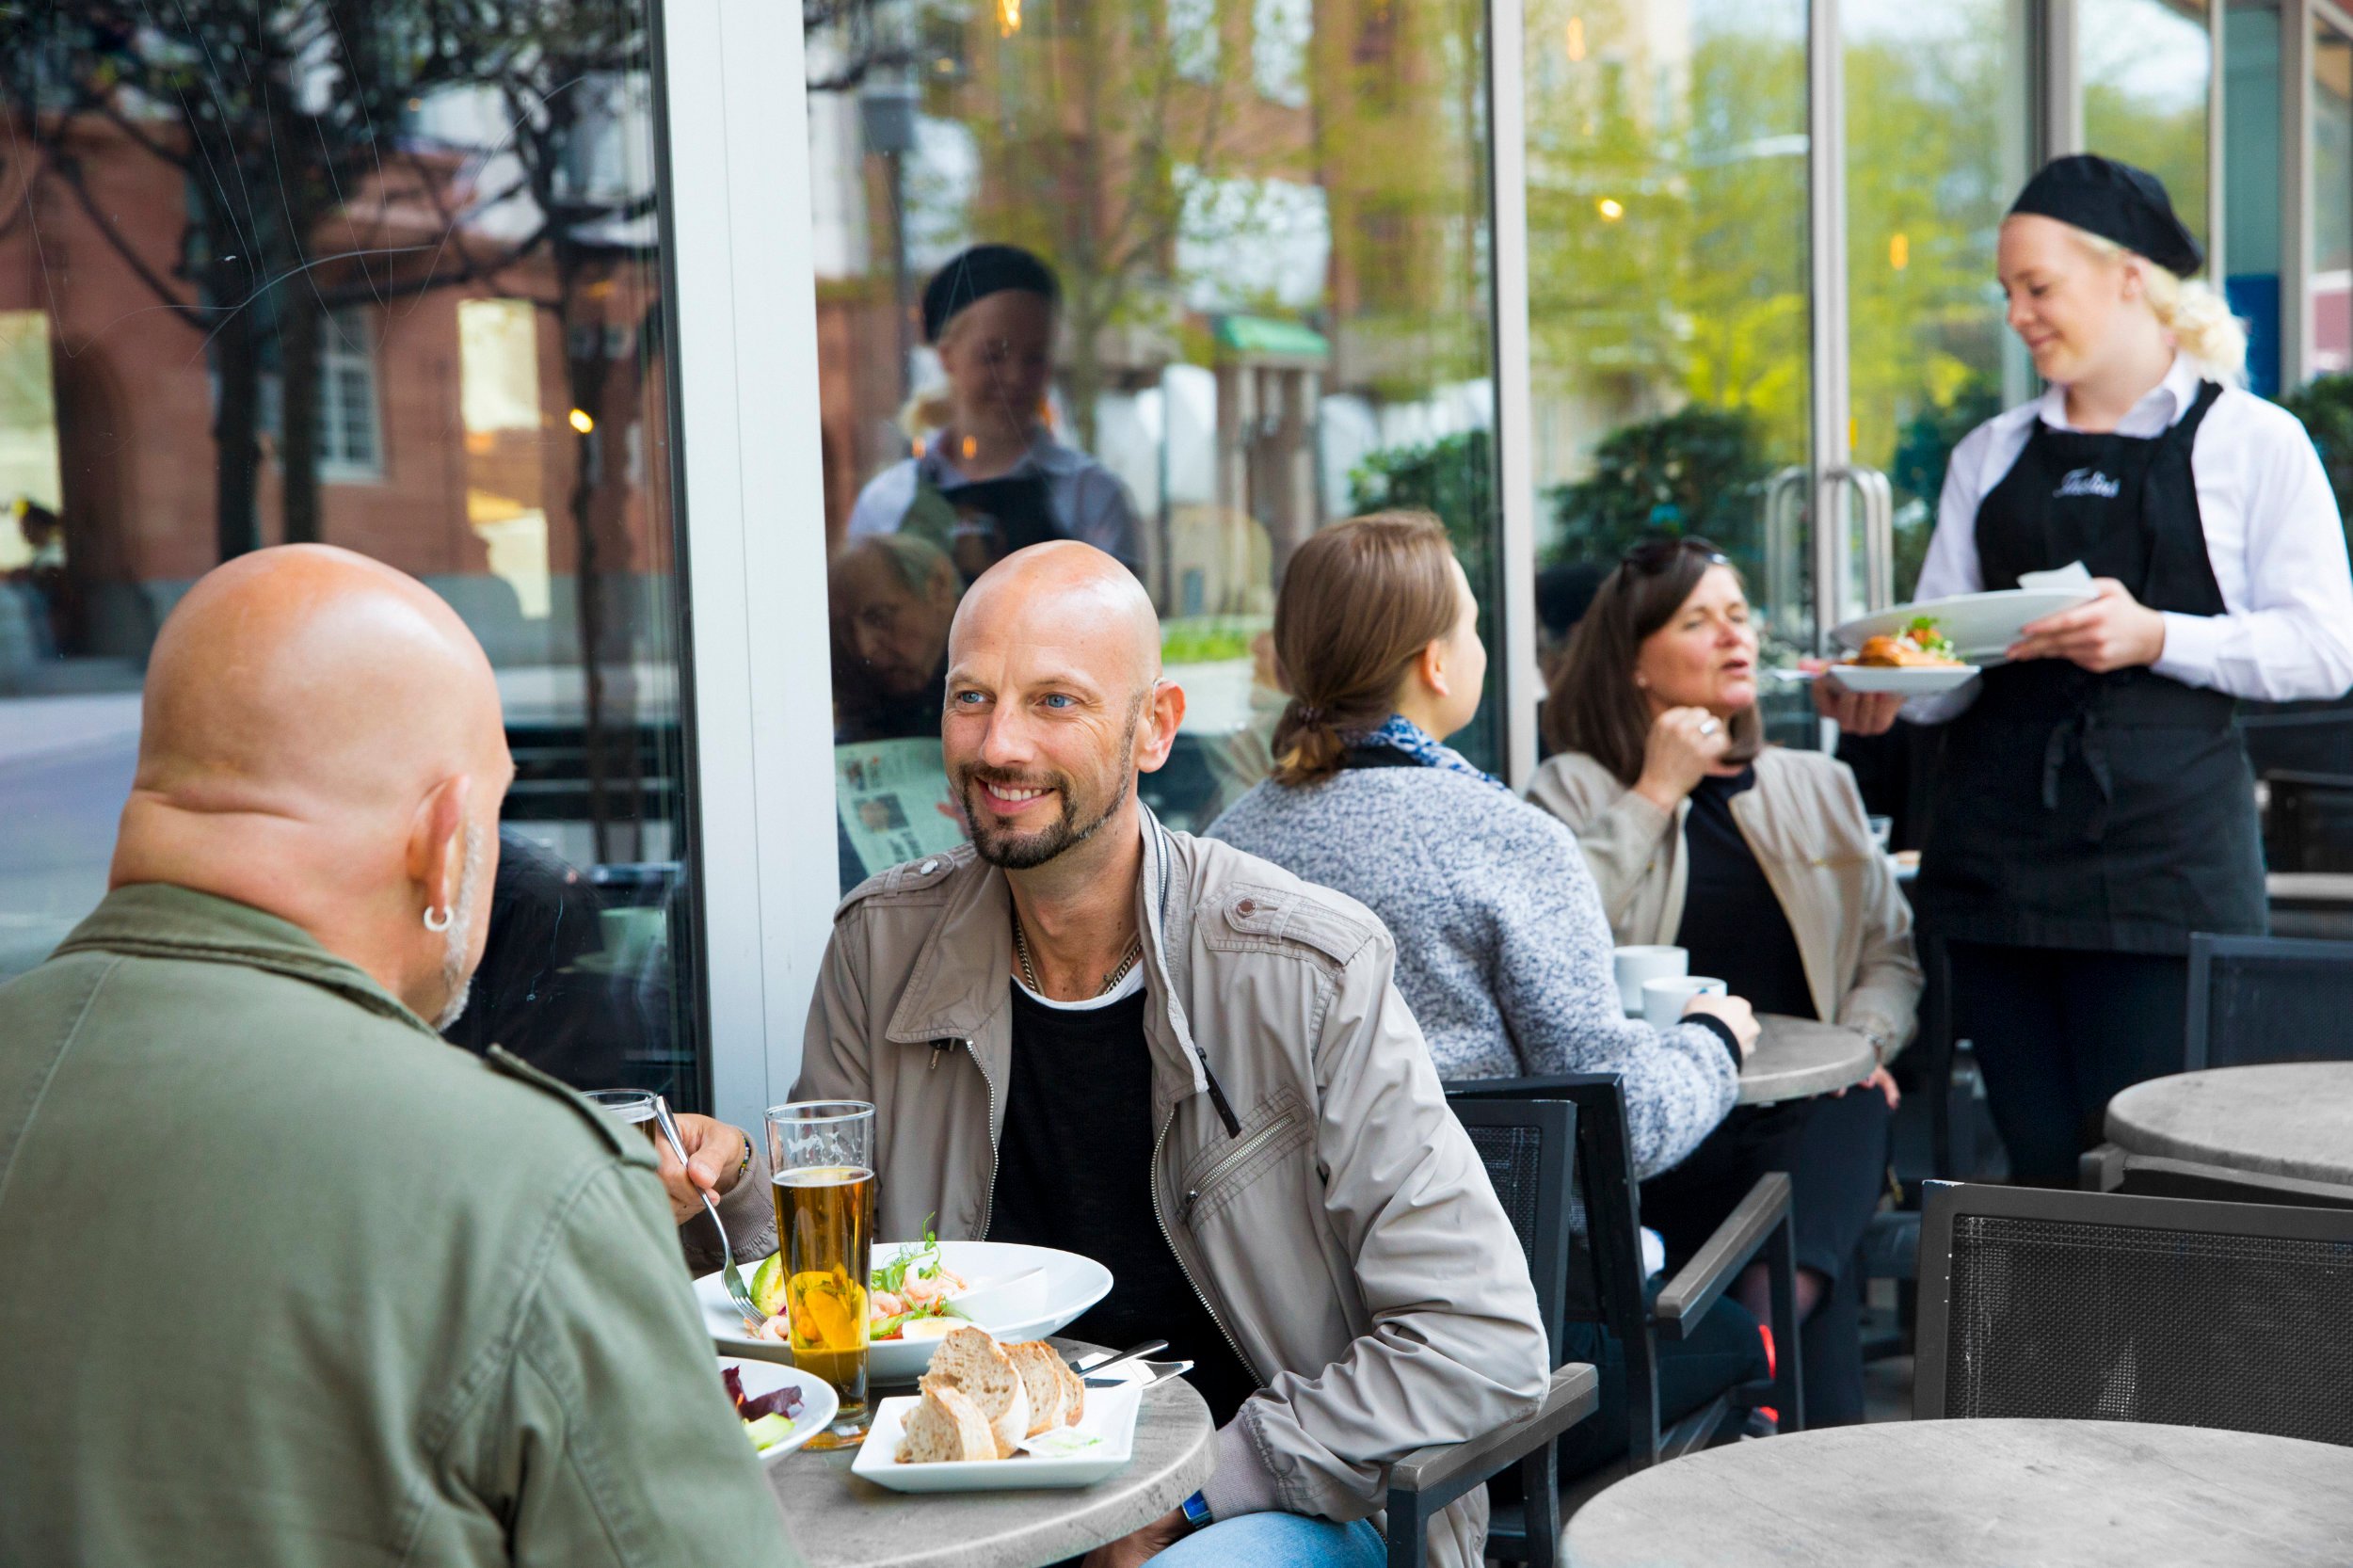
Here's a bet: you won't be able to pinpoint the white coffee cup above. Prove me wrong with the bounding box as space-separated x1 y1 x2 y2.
1643 975 1728 1030
1613 945 1688 1015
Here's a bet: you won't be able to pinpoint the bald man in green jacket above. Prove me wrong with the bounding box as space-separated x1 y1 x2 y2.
0 547 796 1567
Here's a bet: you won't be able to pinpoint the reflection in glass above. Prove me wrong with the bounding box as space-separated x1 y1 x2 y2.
2081 0 2212 254
0 3 708 1107
2224 1 2284 395
1845 0 2033 600
1523 0 1813 739
810 0 1506 867
2313 19 2353 375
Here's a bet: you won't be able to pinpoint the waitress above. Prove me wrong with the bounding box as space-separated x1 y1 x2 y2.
1823 155 2353 1185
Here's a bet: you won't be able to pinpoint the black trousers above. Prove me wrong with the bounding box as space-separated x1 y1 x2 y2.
1945 940 2190 1188
1638 1090 1891 1428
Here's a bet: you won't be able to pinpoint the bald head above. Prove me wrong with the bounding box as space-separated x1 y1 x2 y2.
950 540 1161 697
115 545 512 1024
941 542 1180 880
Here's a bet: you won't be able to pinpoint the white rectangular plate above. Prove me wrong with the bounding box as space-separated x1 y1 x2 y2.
1823 663 1979 696
848 1361 1146 1492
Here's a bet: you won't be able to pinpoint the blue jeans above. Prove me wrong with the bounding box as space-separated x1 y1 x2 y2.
1149 1512 1386 1568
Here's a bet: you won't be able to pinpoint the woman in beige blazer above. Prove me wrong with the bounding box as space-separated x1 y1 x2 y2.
1529 536 1922 1428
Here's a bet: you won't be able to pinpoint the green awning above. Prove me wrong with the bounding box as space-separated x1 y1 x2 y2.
1213 314 1330 361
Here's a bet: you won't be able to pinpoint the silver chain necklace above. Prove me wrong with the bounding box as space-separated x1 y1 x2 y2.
1012 910 1143 999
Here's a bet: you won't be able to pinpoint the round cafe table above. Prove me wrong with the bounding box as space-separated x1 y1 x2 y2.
1737 1013 1877 1106
767 1339 1215 1568
1564 1418 2353 1567
2106 1062 2353 1190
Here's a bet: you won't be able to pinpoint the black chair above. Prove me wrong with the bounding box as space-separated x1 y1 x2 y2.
1915 1180 2353 1446
1384 1097 1602 1568
2082 934 2353 1204
1442 1075 1801 1559
2263 770 2353 873
2185 932 2353 1071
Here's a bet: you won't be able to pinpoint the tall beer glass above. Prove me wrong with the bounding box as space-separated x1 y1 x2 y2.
766 1100 875 1447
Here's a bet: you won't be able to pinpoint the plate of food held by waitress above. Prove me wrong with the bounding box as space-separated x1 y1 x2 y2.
1820 153 2353 1187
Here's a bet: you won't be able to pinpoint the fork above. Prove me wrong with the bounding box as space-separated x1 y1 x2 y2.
648 1096 763 1328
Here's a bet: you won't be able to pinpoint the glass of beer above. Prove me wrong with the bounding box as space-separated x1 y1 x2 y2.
766 1099 875 1448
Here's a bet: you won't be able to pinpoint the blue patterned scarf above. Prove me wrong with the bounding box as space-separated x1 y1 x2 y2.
1357 714 1509 792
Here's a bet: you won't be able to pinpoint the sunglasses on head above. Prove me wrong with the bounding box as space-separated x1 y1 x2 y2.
1620 536 1729 573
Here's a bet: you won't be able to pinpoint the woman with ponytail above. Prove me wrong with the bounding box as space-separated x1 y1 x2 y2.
1212 511 1770 1476
1828 154 2353 1188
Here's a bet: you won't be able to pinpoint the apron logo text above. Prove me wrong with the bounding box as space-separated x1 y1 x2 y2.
2054 468 2121 500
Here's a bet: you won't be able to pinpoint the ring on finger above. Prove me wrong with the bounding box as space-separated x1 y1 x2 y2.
1697 718 1721 737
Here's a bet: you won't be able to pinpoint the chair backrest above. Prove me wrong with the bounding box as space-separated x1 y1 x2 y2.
1447 1097 1577 1368
1916 1181 2353 1446
2185 933 2353 1070
2264 770 2353 873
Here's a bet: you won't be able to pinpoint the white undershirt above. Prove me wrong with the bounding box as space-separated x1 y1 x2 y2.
1013 962 1144 1011
1906 354 2353 724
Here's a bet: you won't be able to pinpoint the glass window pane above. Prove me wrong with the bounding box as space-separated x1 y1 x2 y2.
2081 0 2212 256
2313 17 2353 375
811 0 1507 870
1524 0 1816 742
0 8 712 1108
2225 0 2283 394
1846 0 2035 600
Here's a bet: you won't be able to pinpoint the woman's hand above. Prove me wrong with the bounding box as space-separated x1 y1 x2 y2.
2007 578 2167 671
1813 672 1906 736
1634 706 1735 812
1834 1064 1901 1110
1682 993 1759 1060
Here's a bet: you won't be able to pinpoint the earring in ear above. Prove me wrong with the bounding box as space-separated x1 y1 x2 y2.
424 906 454 934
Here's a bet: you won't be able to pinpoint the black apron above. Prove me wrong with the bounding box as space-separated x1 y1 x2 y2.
1914 380 2266 955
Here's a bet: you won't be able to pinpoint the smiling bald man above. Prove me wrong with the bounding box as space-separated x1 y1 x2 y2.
0 546 796 1568
794 541 1546 1568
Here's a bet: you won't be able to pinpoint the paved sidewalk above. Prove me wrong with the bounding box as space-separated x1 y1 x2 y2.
0 693 143 771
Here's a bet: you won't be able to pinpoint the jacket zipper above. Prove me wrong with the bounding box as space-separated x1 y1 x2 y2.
1149 1104 1259 1384
962 1036 1002 1239
1178 1113 1294 1224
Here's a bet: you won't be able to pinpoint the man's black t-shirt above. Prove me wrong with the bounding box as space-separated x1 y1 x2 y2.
985 981 1261 1426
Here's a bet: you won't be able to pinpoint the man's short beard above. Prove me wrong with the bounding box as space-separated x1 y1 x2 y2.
961 702 1142 871
434 823 489 1032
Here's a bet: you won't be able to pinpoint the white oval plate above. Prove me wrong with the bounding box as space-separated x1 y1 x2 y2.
848 1355 1148 1492
1833 587 2097 663
721 1355 838 1464
1822 663 1980 696
696 1240 1113 1384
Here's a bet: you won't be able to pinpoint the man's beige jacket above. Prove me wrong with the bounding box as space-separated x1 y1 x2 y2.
1526 746 1923 1059
794 809 1549 1568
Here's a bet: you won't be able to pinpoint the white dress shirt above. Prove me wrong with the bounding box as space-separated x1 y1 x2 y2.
1907 355 2353 723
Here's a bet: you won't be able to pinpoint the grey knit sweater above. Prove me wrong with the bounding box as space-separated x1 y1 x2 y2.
1209 765 1738 1178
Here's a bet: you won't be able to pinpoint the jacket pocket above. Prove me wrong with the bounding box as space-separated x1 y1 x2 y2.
1178 1091 1311 1228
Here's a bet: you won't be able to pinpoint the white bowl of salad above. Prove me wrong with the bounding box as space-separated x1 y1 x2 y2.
696 1236 1114 1384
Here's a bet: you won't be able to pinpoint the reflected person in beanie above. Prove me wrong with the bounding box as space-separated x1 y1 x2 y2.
847 243 1143 580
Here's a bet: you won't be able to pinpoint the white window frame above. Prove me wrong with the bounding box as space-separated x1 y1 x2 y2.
661 0 840 1134
316 309 383 483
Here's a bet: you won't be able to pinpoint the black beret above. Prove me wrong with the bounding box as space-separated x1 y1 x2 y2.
2008 153 2202 278
920 244 1061 344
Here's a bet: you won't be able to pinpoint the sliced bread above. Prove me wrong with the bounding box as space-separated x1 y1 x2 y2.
926 1326 1031 1458
897 1376 996 1464
1005 1340 1078 1435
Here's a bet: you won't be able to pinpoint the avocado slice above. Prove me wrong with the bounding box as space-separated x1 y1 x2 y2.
749 1253 788 1318
744 1412 796 1451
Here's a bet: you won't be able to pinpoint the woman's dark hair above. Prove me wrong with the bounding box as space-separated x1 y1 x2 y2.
1269 511 1462 786
1542 536 1765 785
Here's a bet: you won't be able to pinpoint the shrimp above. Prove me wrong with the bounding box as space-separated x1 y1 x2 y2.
901 1274 943 1307
870 1289 904 1320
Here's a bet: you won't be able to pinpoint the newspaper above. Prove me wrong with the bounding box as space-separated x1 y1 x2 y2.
837 738 968 879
